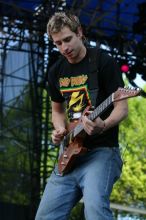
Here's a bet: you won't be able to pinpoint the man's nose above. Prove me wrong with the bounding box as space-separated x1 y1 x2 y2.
62 42 68 52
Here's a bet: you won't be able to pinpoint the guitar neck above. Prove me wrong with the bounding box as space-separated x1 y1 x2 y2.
73 93 113 137
63 87 141 146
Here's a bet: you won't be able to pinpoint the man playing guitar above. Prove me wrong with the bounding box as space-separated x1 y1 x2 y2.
35 12 128 220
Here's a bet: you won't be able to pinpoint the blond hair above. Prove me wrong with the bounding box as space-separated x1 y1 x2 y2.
47 12 81 39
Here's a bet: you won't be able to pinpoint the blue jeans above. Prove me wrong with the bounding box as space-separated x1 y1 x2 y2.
35 147 123 220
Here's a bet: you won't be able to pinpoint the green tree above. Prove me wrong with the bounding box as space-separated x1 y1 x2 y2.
0 86 33 205
111 96 146 217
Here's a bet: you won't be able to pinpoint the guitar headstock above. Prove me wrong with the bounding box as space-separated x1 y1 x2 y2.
114 87 141 102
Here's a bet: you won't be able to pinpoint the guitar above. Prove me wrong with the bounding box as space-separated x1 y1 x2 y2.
58 87 141 175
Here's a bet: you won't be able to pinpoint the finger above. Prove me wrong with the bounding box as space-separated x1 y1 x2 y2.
83 110 93 116
83 116 95 127
53 130 63 138
52 134 62 144
56 128 67 136
81 117 92 134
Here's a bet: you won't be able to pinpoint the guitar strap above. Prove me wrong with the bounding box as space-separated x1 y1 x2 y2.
87 47 101 107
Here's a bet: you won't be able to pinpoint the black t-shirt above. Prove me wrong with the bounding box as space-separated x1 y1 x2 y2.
47 48 124 148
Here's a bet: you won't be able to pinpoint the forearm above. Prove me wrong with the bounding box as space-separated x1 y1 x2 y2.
104 100 128 131
52 111 66 130
51 112 67 145
51 101 66 130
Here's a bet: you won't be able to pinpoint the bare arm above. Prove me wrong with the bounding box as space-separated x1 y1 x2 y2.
51 101 67 144
52 101 66 129
82 99 128 135
103 99 128 130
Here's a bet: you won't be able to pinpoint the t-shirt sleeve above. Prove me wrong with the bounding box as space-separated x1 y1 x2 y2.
47 62 65 103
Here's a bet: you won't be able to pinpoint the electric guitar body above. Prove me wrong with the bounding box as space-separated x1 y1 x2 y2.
58 120 87 175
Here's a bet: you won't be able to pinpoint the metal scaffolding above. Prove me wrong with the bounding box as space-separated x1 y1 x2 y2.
0 1 66 219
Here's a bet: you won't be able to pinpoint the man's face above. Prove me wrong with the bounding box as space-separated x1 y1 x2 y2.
51 26 84 63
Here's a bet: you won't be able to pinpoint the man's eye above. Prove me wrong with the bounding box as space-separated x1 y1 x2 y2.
64 37 72 42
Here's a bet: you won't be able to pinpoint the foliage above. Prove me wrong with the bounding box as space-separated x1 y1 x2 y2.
0 86 57 206
0 87 33 205
111 96 146 217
